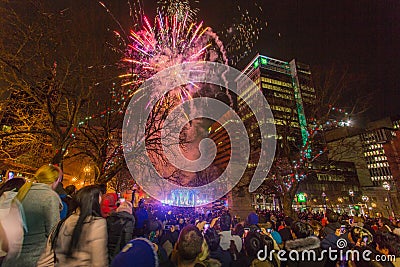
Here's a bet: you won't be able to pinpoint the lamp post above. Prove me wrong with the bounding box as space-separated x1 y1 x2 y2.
361 195 369 216
322 192 327 211
348 189 355 216
382 182 394 217
83 165 92 185
348 189 354 203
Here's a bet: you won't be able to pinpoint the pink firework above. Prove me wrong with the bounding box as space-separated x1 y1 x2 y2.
120 12 227 95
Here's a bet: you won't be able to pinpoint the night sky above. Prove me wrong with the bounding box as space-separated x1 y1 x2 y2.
193 0 400 121
62 0 400 121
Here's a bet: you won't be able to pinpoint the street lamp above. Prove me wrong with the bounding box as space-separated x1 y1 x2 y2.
348 189 355 216
322 192 327 211
362 195 369 215
382 182 394 217
83 165 92 185
349 189 354 202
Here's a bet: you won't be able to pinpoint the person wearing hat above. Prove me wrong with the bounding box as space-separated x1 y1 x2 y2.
3 164 62 267
111 238 159 267
107 201 135 263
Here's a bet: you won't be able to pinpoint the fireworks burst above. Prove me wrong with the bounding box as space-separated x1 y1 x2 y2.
117 8 228 103
222 2 267 65
157 0 199 22
100 0 265 109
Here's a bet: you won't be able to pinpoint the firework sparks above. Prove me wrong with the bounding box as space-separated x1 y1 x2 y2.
117 5 229 105
222 2 267 65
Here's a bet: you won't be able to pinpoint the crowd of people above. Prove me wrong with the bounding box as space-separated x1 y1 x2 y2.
0 165 399 266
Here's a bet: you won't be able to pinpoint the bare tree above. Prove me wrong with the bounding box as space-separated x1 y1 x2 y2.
0 0 115 168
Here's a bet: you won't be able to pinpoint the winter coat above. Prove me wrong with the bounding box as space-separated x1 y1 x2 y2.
320 233 341 267
209 246 232 267
3 183 61 267
278 227 292 243
284 236 325 267
58 194 68 220
106 211 135 262
321 222 341 238
0 190 18 257
270 230 283 245
37 213 108 267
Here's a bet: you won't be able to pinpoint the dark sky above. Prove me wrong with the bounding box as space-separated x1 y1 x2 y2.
193 0 400 121
106 0 399 120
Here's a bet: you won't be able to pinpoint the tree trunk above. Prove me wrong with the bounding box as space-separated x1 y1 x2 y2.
283 193 295 218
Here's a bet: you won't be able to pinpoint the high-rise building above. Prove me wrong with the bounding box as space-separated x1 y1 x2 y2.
240 54 316 152
222 54 318 216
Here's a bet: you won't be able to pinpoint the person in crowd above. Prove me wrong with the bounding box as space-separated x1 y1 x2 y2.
101 192 118 217
320 223 346 267
178 217 186 231
171 225 220 267
135 199 149 237
244 231 279 267
232 223 244 238
377 218 394 233
55 183 69 220
65 185 76 196
107 200 135 263
351 216 365 228
278 217 294 244
111 238 159 267
0 177 25 199
3 164 62 267
309 220 323 239
64 184 78 217
204 228 231 267
219 213 242 253
0 178 25 262
321 210 341 238
265 221 283 246
347 226 373 248
374 231 400 266
147 219 173 267
285 221 325 267
37 185 108 267
159 224 178 258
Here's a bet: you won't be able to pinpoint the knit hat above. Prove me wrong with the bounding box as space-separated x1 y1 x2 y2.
247 212 259 225
116 201 133 214
111 238 159 267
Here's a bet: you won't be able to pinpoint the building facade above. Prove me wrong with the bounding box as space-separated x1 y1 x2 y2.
326 118 400 217
228 54 318 216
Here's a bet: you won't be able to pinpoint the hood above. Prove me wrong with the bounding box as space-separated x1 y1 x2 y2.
285 236 320 252
247 212 259 225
